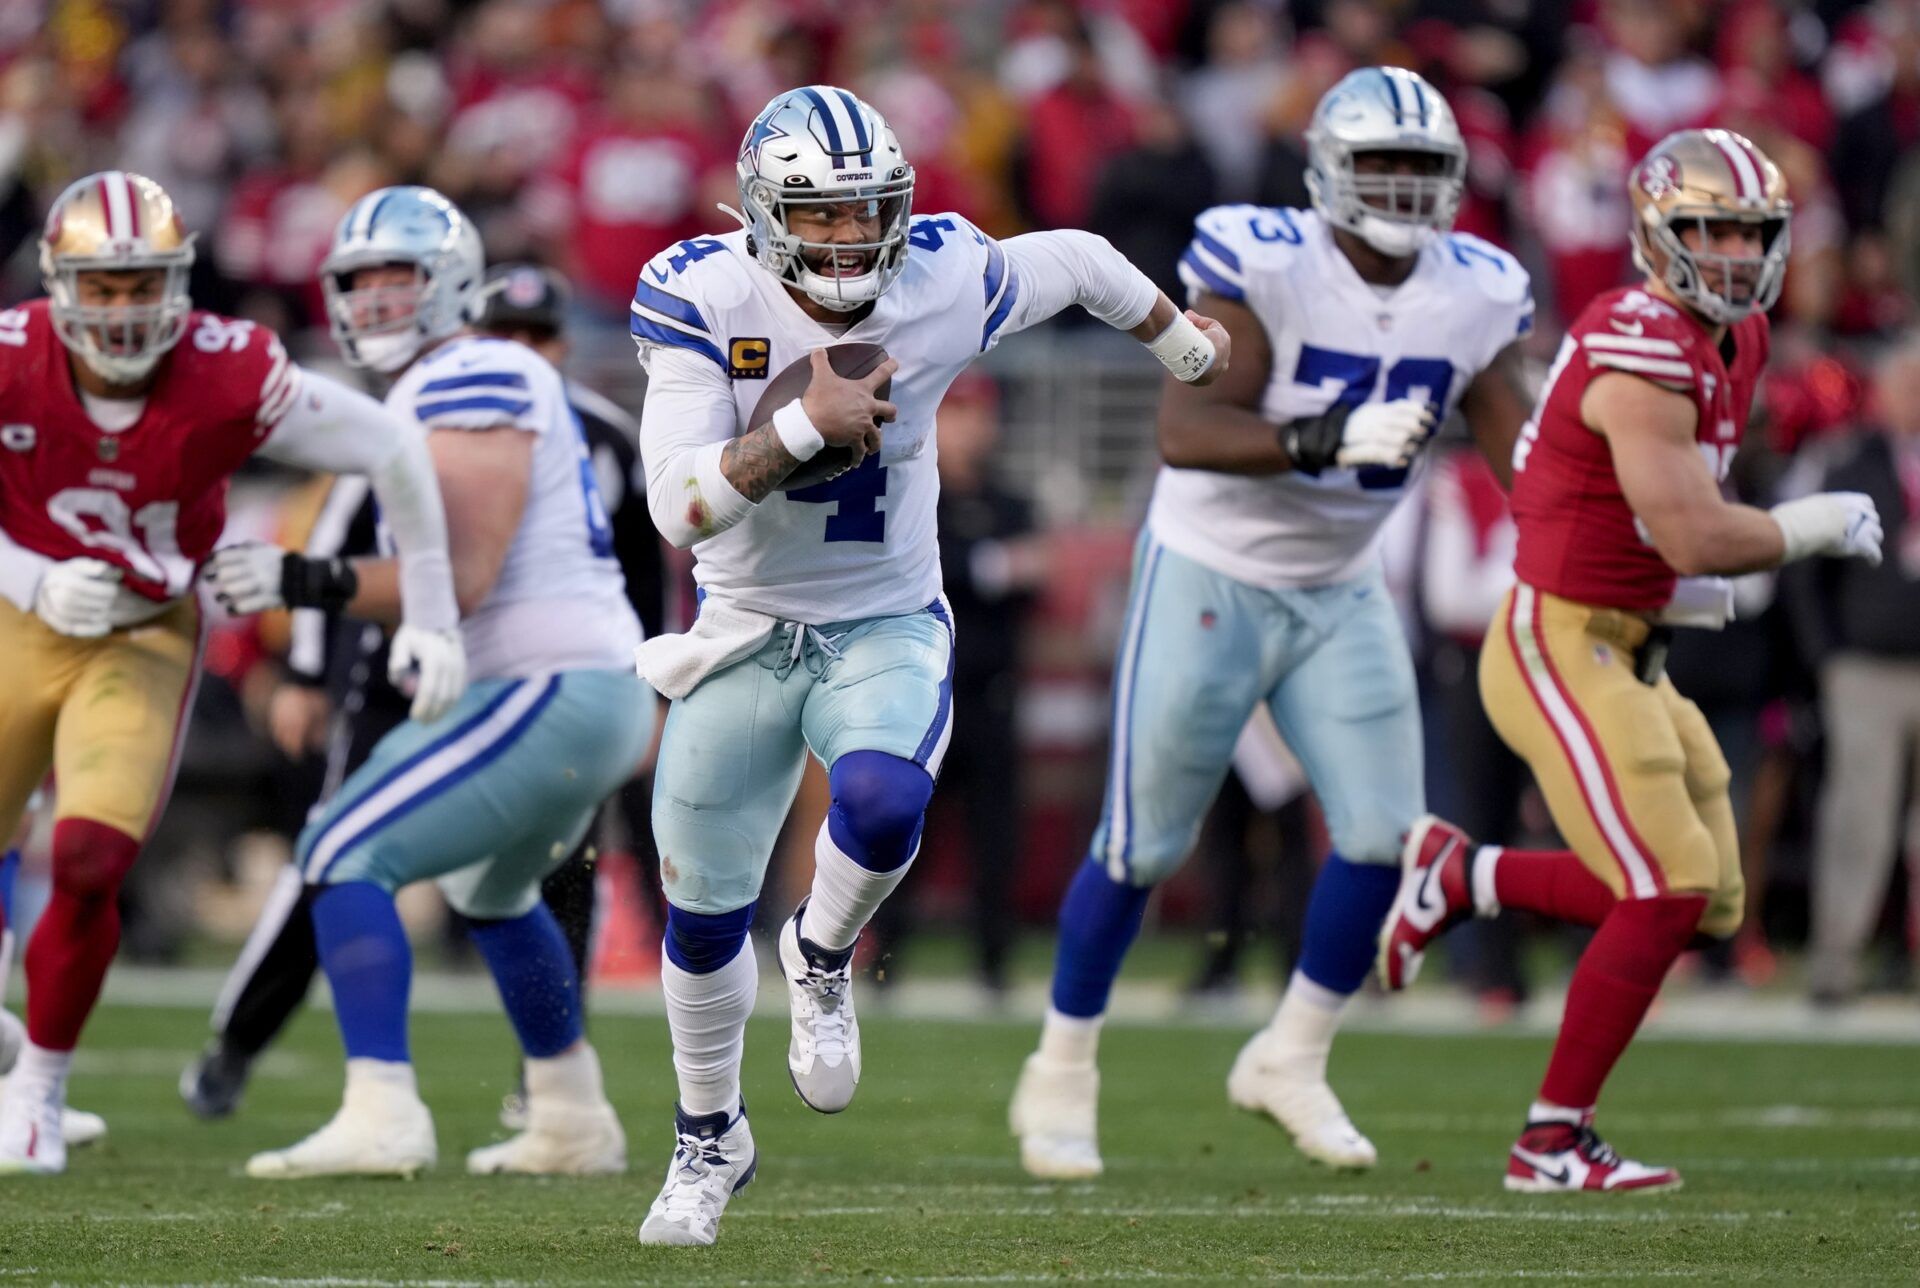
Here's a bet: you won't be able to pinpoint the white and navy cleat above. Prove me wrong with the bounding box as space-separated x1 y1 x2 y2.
1009 1052 1103 1180
637 1101 757 1247
778 902 861 1113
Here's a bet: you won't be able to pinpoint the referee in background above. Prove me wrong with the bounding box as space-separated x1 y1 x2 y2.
182 265 668 1120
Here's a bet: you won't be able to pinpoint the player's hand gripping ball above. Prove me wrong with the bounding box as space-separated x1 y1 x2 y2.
751 343 897 490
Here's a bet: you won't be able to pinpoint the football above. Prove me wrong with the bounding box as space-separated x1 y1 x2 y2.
748 341 893 491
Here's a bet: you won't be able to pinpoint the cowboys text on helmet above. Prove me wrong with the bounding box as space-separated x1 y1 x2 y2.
1305 66 1467 259
1628 129 1792 326
321 186 486 373
39 171 196 385
733 85 915 312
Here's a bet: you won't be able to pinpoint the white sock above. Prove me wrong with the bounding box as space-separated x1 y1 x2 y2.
663 936 756 1117
799 822 914 953
14 1042 71 1105
526 1041 605 1105
1473 846 1504 918
344 1057 418 1102
1528 1100 1587 1126
1260 971 1352 1080
1037 1008 1103 1067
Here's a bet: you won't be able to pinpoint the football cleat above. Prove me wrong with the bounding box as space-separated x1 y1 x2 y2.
468 1095 626 1176
0 1077 65 1175
180 1040 254 1119
1008 1052 1103 1180
778 901 861 1113
1505 1119 1681 1193
1227 1031 1376 1170
60 1105 106 1148
246 1075 436 1179
637 1101 757 1247
1377 814 1476 991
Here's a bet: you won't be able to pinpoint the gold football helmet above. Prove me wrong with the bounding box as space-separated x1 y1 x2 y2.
1628 129 1791 325
39 171 197 384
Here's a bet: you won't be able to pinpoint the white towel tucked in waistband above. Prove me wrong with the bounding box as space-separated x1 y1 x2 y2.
633 598 779 699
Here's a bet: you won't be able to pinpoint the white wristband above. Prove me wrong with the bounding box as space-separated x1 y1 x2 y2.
772 399 826 462
1147 312 1215 383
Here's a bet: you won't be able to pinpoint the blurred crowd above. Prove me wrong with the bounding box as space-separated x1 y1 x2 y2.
4 0 1919 1007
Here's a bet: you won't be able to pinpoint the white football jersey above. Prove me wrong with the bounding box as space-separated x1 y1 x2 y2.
1149 205 1533 588
633 217 1114 624
388 336 640 679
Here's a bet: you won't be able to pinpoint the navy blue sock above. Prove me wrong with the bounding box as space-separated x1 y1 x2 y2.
468 904 582 1059
311 881 412 1063
664 902 756 974
1296 852 1402 995
1049 858 1152 1018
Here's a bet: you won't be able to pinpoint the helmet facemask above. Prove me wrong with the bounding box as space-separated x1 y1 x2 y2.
1308 142 1465 259
44 251 194 385
740 173 914 312
1637 211 1790 326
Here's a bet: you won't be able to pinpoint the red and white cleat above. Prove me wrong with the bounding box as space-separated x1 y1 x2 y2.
1505 1120 1681 1193
1376 815 1475 991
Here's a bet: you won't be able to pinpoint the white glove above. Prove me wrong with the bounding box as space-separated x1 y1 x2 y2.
1770 492 1884 566
33 557 121 638
388 624 468 723
1336 398 1436 471
203 541 288 615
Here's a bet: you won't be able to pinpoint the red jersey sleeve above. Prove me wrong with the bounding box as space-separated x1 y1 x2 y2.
1567 288 1708 396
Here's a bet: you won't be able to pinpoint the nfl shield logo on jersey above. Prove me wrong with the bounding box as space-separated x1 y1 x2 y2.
1 423 34 452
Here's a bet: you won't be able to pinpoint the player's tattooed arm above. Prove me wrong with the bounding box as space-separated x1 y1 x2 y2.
1460 339 1535 491
1156 293 1289 474
719 421 802 503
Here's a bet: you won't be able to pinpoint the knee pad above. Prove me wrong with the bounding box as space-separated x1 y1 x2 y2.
664 901 756 973
49 819 141 903
827 751 933 872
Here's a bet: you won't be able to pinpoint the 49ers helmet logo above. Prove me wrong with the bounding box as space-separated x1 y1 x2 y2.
1638 156 1680 200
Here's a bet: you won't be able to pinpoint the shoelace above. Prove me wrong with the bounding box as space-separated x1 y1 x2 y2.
771 622 845 682
1574 1126 1621 1167
796 962 853 1058
662 1133 735 1220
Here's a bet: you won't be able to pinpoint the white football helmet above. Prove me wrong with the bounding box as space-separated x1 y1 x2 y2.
320 186 484 373
1306 66 1467 259
39 171 196 385
733 85 914 312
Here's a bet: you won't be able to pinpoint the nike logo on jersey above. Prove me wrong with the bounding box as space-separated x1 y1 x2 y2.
1608 318 1646 336
650 265 671 284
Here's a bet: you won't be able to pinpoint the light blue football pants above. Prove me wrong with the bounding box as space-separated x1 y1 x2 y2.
297 668 654 920
1093 532 1423 886
652 602 956 913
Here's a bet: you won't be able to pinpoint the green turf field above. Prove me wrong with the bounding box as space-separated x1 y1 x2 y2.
6 998 1916 1285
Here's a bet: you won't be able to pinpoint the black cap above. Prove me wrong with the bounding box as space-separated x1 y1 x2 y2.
473 263 571 335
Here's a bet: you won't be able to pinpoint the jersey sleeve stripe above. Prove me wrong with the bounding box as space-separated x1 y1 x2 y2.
416 394 535 421
1586 352 1695 383
631 279 712 336
1581 333 1686 356
629 312 727 370
419 370 533 395
981 257 1023 351
1179 247 1246 302
983 236 1008 307
1191 225 1242 274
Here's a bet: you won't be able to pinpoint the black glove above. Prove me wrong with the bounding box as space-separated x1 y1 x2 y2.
1278 405 1354 476
281 554 360 612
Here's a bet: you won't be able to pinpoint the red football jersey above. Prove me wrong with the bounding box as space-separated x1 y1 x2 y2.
0 299 299 601
1510 286 1769 612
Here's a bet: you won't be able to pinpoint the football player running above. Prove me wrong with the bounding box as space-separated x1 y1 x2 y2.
1375 130 1881 1191
210 188 652 1180
0 172 463 1174
628 84 1226 1246
1010 67 1538 1179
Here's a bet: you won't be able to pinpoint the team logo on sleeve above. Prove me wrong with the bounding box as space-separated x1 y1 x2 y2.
729 338 771 380
1 424 35 452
